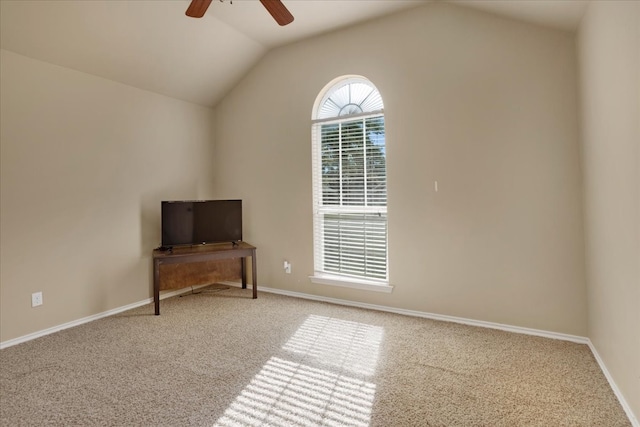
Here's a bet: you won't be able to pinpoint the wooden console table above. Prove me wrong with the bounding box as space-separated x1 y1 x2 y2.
152 242 257 315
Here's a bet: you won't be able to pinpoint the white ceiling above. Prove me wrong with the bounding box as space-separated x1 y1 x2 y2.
0 0 588 108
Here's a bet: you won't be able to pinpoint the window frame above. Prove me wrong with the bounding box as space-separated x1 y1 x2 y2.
310 76 392 293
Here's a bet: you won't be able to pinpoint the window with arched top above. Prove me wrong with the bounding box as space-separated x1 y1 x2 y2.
310 76 390 291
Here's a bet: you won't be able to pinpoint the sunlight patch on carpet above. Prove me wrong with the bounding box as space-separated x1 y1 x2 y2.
214 357 376 427
213 315 382 426
281 315 383 376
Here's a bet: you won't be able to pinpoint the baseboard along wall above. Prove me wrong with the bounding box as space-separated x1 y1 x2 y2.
0 284 211 350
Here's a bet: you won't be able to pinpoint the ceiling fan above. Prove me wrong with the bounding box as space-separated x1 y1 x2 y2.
186 0 294 26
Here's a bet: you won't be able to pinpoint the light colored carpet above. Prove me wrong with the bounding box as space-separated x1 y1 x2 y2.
0 285 631 426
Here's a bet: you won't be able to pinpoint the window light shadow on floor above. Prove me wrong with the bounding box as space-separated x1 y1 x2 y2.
213 315 384 427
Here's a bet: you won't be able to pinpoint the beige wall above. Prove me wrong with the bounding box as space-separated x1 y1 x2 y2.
0 50 216 342
578 0 640 420
214 3 587 335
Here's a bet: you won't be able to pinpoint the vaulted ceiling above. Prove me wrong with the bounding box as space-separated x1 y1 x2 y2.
0 0 587 108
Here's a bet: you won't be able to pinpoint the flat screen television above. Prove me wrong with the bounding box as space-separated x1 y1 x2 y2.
161 200 242 248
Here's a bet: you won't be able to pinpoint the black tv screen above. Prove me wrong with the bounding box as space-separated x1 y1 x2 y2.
161 200 242 247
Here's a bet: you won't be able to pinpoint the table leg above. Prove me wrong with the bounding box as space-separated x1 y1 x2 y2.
154 259 160 315
241 257 247 289
252 250 257 299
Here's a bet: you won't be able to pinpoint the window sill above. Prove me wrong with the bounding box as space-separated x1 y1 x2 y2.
309 274 393 293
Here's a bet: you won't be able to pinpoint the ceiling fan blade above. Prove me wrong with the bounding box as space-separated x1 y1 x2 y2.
259 0 294 26
185 0 213 18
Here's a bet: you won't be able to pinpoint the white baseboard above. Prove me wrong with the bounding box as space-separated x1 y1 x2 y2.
2 281 637 427
221 281 588 344
587 340 639 427
0 285 208 350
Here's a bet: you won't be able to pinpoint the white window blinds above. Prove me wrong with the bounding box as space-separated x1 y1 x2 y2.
312 79 388 284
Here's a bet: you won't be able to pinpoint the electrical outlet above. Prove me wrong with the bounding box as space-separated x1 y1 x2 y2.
284 261 292 274
31 292 43 307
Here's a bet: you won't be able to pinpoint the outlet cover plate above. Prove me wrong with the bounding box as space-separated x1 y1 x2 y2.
31 292 43 307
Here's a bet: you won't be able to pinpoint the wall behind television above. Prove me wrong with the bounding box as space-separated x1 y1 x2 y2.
0 50 215 342
214 2 587 335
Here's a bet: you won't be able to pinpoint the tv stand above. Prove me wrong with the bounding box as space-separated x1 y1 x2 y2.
152 242 256 315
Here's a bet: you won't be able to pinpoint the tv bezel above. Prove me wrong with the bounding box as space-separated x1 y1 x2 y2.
161 199 243 248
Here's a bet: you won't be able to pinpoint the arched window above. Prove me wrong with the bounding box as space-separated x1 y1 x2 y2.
311 76 389 290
